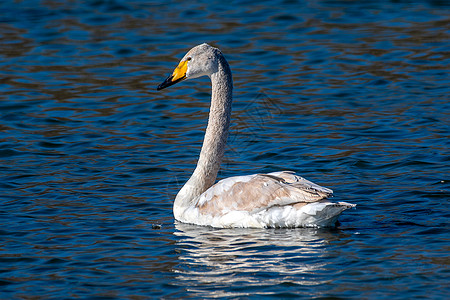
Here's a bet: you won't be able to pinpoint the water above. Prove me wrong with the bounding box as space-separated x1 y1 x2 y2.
1 0 449 298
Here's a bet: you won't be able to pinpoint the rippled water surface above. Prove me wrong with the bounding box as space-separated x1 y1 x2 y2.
1 0 449 298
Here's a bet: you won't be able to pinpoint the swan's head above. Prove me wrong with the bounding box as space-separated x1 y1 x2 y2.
157 43 221 90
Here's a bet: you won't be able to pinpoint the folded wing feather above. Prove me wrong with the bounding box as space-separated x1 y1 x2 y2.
197 171 333 216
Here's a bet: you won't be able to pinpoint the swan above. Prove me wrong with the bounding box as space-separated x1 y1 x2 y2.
157 43 355 228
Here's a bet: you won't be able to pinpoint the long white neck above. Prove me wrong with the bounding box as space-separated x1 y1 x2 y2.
174 56 233 217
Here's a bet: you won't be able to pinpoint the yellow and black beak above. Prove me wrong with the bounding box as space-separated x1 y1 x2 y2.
157 60 188 90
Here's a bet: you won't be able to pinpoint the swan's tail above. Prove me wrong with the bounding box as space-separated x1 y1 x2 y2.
301 201 356 227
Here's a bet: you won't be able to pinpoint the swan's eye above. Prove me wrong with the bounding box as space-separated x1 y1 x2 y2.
186 57 192 61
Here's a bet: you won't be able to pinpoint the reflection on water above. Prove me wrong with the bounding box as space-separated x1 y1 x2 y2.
174 223 342 298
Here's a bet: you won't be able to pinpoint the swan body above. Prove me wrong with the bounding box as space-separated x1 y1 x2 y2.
157 43 355 228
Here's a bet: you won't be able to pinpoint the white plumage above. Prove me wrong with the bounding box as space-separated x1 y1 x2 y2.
157 43 355 228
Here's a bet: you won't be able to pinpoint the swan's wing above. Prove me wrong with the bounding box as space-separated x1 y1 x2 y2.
196 171 333 216
267 170 333 195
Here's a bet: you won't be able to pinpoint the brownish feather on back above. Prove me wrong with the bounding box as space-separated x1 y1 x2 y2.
197 172 331 216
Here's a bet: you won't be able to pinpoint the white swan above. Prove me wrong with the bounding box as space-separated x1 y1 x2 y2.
157 43 355 228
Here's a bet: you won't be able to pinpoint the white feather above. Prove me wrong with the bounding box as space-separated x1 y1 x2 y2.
159 44 356 228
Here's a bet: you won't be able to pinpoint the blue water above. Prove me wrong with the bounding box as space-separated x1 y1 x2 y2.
1 0 449 298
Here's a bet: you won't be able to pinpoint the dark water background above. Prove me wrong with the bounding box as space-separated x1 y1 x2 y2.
1 0 449 298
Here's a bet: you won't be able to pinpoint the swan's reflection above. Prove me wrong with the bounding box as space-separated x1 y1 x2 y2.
173 223 341 298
